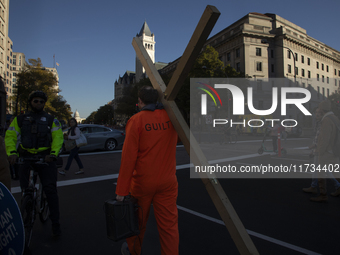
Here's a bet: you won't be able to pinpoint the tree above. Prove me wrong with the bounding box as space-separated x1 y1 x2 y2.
115 78 153 118
12 58 59 114
45 95 73 121
177 45 249 122
85 111 97 124
94 104 115 125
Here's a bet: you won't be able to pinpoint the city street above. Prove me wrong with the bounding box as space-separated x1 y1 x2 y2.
10 137 340 255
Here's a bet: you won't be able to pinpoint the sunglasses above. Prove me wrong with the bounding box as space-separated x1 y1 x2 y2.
33 99 45 104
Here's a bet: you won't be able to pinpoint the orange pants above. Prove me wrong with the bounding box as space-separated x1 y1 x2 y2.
127 178 179 255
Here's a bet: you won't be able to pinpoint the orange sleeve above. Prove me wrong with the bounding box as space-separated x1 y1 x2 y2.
115 116 140 196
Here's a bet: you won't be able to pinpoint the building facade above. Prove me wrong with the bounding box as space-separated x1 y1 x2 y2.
45 67 60 94
0 0 9 121
161 12 340 124
113 21 167 125
135 21 155 82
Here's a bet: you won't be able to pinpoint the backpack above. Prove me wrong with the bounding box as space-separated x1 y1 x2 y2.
327 115 340 157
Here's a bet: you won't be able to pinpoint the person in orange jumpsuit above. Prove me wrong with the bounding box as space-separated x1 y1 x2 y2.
116 86 179 255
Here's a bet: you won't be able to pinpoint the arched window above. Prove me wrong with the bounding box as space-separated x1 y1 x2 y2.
151 45 153 50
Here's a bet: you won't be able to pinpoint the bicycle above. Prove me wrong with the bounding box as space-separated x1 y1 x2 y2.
17 157 50 248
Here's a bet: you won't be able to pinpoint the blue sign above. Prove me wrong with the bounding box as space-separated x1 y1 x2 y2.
0 182 24 255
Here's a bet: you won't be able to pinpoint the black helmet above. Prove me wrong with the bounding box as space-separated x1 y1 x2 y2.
28 91 47 102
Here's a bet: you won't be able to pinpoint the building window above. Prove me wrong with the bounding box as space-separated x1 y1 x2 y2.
256 62 262 71
327 77 329 84
317 74 319 81
271 50 274 58
327 65 329 72
335 79 337 86
271 64 274 73
295 53 298 61
322 87 325 97
256 48 261 56
308 70 311 78
236 48 240 58
308 58 310 65
322 75 324 82
236 62 240 72
339 70 340 77
287 50 291 59
335 69 337 75
288 64 292 74
227 52 231 61
302 69 305 77
301 55 304 63
295 67 298 76
317 62 319 69
317 86 320 98
322 63 324 71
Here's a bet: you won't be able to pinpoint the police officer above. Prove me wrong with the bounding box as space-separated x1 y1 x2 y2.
5 91 64 236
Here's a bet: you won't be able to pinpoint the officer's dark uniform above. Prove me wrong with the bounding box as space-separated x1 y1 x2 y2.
5 110 64 226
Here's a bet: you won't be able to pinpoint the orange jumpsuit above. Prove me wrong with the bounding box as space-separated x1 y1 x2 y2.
116 105 179 255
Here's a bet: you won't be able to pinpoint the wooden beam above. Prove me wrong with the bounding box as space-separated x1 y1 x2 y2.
164 5 220 101
132 5 259 254
133 36 259 255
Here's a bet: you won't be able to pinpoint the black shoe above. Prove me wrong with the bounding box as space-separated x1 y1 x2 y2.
52 223 61 237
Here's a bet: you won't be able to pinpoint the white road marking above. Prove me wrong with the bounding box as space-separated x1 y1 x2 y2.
177 205 321 255
10 149 320 254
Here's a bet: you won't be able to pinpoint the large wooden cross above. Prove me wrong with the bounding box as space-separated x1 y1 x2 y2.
132 5 259 255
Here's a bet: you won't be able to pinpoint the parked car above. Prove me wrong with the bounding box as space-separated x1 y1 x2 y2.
62 124 125 152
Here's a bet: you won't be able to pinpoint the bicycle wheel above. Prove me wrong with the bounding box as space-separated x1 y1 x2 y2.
39 191 50 223
20 195 35 248
230 135 237 144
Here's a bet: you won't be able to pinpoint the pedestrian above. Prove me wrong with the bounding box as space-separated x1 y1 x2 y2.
0 136 11 190
303 107 340 195
5 91 63 236
310 100 340 202
59 118 84 175
116 86 179 255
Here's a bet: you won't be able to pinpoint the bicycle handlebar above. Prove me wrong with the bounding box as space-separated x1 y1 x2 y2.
17 157 49 165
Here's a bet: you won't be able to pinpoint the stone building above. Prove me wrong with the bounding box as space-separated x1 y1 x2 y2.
161 12 340 124
113 21 167 125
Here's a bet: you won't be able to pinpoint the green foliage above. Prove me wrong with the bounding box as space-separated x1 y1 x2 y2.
94 104 114 125
85 111 97 123
45 95 73 121
115 78 153 118
12 58 63 114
